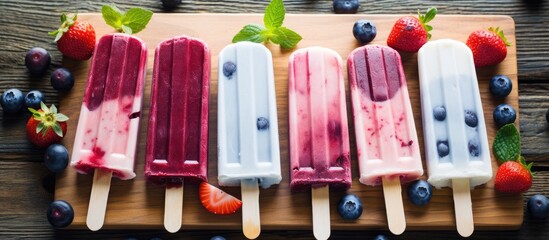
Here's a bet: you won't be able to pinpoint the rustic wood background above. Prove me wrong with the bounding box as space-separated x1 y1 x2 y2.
1 0 548 239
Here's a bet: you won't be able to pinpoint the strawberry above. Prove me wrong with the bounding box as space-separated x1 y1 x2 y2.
199 182 242 215
49 13 96 60
466 27 511 67
26 102 69 148
387 7 437 53
494 158 533 193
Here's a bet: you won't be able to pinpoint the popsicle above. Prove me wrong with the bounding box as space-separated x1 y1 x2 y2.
418 39 492 237
288 47 351 240
217 41 281 239
70 33 147 231
347 45 422 234
144 36 210 233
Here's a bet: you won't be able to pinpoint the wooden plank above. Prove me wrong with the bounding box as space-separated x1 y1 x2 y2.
54 13 523 231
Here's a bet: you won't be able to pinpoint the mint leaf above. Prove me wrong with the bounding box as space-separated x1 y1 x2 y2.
232 25 266 43
264 0 285 29
271 27 302 49
122 8 153 34
101 4 153 34
493 123 521 164
102 5 123 30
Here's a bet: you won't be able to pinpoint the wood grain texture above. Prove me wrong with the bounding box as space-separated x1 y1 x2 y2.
53 13 522 232
1 0 549 239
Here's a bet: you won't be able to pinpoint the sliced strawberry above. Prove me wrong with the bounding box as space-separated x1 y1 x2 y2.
199 182 242 215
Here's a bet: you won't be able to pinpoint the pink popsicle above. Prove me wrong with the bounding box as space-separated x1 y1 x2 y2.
288 47 351 192
347 45 422 186
145 36 210 185
71 33 147 180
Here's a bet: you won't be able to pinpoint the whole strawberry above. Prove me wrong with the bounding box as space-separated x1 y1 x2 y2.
387 7 437 52
466 27 511 67
49 13 96 60
494 158 533 193
27 102 69 148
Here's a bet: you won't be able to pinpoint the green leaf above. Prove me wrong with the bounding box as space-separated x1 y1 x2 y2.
122 8 153 34
36 122 44 134
232 24 266 43
102 4 124 30
56 113 69 122
492 124 521 164
270 27 302 49
422 7 437 24
40 102 48 112
264 0 285 29
52 123 63 137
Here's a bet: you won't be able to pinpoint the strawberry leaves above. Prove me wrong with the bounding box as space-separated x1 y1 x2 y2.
28 102 69 137
48 13 77 42
232 0 302 49
102 4 153 35
418 7 437 39
489 26 512 46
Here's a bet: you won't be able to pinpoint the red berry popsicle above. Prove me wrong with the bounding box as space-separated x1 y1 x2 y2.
70 33 147 231
144 36 210 233
288 47 351 240
347 45 423 235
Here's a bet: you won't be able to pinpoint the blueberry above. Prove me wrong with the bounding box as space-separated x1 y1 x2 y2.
161 0 182 10
489 74 512 98
24 90 45 109
493 103 516 127
468 139 481 157
44 144 69 173
527 194 549 219
437 140 449 157
407 180 433 206
47 200 74 228
333 0 359 14
337 194 363 220
257 117 269 130
0 88 25 113
51 68 75 91
433 106 446 121
210 236 226 240
223 61 237 78
373 234 390 240
464 110 478 127
25 47 51 76
352 20 377 44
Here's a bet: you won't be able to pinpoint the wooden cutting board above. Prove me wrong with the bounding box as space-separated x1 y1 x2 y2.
55 13 522 231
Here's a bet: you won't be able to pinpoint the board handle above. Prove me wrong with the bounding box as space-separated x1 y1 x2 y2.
453 178 474 237
382 176 406 235
86 169 113 231
164 183 184 233
241 179 260 239
312 185 330 240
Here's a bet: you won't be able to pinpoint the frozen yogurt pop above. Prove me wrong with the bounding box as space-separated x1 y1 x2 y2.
418 39 492 237
217 41 281 239
289 47 351 240
347 45 422 235
144 36 210 233
70 33 147 231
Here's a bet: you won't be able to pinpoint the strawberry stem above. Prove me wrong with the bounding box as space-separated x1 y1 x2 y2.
418 7 437 39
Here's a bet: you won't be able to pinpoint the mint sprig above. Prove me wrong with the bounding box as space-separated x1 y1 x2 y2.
102 4 153 35
492 123 521 163
232 0 302 49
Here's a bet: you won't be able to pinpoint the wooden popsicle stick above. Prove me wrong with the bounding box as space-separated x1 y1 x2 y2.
311 185 330 240
86 169 113 231
241 179 260 239
452 178 474 237
382 176 406 235
164 183 184 233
